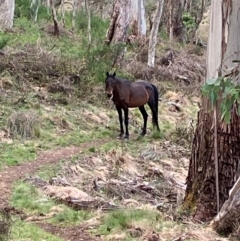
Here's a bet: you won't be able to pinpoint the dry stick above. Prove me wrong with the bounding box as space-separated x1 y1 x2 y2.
214 105 219 213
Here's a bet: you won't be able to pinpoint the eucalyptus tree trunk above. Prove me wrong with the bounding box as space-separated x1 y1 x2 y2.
106 0 131 45
131 0 146 37
72 0 79 29
0 0 15 30
50 0 60 35
168 0 173 41
30 0 41 22
85 0 91 45
60 0 65 27
183 0 240 225
147 0 164 67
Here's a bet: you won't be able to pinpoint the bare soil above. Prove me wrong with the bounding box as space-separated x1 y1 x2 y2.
0 139 111 241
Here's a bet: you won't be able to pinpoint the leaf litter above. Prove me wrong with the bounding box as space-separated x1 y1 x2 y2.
22 140 229 241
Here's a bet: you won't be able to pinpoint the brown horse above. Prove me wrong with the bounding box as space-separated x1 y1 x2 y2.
105 72 160 139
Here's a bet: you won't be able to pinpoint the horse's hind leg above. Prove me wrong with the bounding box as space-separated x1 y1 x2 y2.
147 99 160 131
123 108 129 139
139 106 148 136
116 106 124 138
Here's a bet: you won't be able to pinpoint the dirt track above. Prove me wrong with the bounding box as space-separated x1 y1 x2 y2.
0 139 111 241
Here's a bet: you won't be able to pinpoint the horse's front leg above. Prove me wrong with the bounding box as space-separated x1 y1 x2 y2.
116 106 124 138
123 108 129 139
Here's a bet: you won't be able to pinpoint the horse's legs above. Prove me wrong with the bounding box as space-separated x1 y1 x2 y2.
116 106 124 138
148 99 160 131
139 105 148 136
123 108 129 139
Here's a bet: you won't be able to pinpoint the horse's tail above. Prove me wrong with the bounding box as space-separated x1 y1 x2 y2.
151 84 160 131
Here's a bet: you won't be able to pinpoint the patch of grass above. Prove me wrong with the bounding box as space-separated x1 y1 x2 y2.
11 182 54 214
11 219 63 241
9 18 41 47
0 143 36 169
11 180 93 226
51 207 92 225
0 33 9 50
98 209 160 235
151 129 165 140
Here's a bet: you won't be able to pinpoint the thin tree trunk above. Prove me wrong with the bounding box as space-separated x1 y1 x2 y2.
169 0 173 42
60 0 65 27
72 0 79 29
147 0 164 67
30 0 41 22
50 0 60 35
47 0 51 14
182 0 240 222
85 0 91 45
0 0 15 30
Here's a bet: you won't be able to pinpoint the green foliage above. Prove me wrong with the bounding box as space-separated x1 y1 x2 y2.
182 12 196 31
0 143 36 169
76 11 109 38
201 77 240 123
11 182 54 214
11 220 63 241
15 0 31 19
52 208 92 224
99 209 159 234
0 34 9 50
15 0 48 21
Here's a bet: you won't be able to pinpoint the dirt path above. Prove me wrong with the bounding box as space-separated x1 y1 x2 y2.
38 222 101 241
0 138 112 241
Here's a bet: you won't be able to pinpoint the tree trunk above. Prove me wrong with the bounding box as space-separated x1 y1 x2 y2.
130 0 146 37
30 0 41 22
0 0 15 30
72 0 80 29
211 176 240 235
147 0 164 67
50 0 60 35
85 0 91 45
165 0 184 42
183 0 240 222
169 0 173 41
105 0 131 45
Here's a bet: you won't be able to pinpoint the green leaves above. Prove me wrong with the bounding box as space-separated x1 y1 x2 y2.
201 77 240 123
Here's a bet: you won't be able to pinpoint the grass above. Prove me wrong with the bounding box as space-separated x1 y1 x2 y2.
11 182 55 214
0 143 36 169
11 219 64 241
98 209 161 235
51 207 93 225
11 181 93 225
0 7 204 241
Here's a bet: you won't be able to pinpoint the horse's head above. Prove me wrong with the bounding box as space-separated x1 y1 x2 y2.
105 72 116 98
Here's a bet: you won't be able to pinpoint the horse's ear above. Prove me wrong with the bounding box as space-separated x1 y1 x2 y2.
113 72 116 77
106 71 109 77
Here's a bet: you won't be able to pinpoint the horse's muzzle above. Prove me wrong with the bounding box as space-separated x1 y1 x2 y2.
107 93 113 98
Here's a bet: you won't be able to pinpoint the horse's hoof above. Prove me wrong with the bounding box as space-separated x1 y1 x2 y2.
124 135 129 140
140 131 146 136
117 134 124 139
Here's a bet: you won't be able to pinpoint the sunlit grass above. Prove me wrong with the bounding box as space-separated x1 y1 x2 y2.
11 219 64 241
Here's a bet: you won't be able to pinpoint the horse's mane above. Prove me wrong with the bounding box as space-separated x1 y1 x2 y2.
114 76 132 84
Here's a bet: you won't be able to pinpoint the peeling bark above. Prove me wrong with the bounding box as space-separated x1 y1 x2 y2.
130 0 146 37
183 0 240 223
211 176 240 235
105 0 131 45
0 0 15 30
